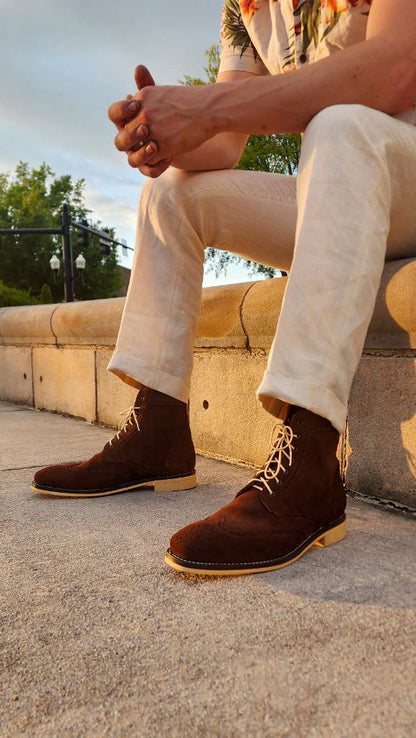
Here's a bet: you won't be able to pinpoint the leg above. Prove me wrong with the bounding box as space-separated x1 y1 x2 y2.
166 105 416 576
33 168 298 497
257 104 416 434
107 167 298 402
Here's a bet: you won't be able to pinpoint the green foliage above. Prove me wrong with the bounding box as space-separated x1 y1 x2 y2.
180 46 220 87
0 279 38 307
181 45 300 279
72 224 121 302
236 132 301 177
39 283 53 304
0 162 122 302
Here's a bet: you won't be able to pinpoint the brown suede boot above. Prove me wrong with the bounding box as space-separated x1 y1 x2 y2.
31 386 196 497
165 404 346 575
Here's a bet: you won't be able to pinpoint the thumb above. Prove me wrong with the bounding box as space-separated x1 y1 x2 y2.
135 64 155 90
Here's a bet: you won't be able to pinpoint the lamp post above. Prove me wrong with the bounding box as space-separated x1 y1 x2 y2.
61 203 74 302
0 202 134 302
49 251 87 296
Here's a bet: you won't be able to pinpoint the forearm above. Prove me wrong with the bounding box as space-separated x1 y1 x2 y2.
171 132 247 171
209 37 415 136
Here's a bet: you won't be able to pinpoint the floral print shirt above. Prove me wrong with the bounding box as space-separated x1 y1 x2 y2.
218 0 416 125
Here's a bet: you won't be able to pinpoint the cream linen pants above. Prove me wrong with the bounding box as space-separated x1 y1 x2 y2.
108 104 416 434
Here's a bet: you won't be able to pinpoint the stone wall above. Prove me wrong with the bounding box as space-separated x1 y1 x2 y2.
1 257 416 509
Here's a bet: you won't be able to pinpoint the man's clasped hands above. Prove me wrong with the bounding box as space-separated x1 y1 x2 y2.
108 65 217 179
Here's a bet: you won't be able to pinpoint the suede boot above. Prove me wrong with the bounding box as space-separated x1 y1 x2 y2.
165 405 346 575
31 386 196 497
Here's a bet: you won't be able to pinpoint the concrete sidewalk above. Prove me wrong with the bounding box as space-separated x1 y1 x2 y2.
1 402 415 737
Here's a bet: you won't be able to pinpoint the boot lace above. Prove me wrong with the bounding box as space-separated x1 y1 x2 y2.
248 421 298 496
108 403 141 447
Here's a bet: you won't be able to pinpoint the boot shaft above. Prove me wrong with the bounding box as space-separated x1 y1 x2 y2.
258 406 346 526
122 387 196 474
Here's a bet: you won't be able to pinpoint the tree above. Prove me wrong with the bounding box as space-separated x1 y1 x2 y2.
181 45 220 86
181 45 301 279
0 280 38 307
39 283 53 304
0 162 122 303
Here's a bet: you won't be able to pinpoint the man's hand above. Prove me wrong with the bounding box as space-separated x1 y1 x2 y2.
108 65 217 178
108 66 173 178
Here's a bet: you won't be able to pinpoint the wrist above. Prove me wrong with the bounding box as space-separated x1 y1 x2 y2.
200 82 232 137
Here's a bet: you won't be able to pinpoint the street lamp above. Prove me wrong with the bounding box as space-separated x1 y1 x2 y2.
49 252 87 294
75 252 86 283
49 254 60 283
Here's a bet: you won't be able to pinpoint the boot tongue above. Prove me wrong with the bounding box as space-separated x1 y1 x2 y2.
236 409 300 499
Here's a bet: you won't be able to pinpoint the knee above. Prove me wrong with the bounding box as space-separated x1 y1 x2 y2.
304 104 380 143
139 168 222 245
140 167 185 208
140 167 206 213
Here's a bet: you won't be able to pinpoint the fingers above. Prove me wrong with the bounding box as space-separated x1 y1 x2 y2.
112 102 162 167
109 63 154 131
108 98 141 131
110 64 158 168
138 159 172 179
135 64 155 90
127 141 160 168
114 123 150 152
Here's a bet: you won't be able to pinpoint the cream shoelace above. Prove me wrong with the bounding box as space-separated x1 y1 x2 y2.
108 404 141 447
248 421 298 496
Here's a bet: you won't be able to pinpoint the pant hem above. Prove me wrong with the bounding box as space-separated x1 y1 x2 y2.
107 351 190 403
256 372 347 434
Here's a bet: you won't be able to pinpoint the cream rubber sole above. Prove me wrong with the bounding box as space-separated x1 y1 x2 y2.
31 472 197 498
165 519 346 576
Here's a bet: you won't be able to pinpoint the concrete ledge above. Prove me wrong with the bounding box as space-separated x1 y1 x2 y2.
238 259 416 351
51 298 125 346
346 355 416 509
366 259 416 349
0 304 57 345
0 346 33 405
195 282 251 348
2 258 415 350
32 347 96 422
1 256 416 509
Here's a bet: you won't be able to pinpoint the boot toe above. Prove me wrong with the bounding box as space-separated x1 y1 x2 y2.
33 463 79 490
169 520 233 566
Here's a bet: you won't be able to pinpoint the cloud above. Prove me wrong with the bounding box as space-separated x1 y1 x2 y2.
0 1 265 286
0 0 221 263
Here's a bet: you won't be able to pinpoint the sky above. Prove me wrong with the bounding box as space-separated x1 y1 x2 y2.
0 0 270 287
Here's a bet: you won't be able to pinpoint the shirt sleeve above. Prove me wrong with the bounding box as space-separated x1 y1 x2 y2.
218 0 268 76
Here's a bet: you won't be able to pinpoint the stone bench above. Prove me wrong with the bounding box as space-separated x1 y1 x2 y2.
1 257 415 510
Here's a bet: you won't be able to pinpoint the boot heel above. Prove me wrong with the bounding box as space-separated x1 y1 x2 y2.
315 520 346 548
153 473 197 492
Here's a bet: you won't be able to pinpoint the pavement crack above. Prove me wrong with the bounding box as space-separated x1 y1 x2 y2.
346 488 416 518
1 464 50 472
